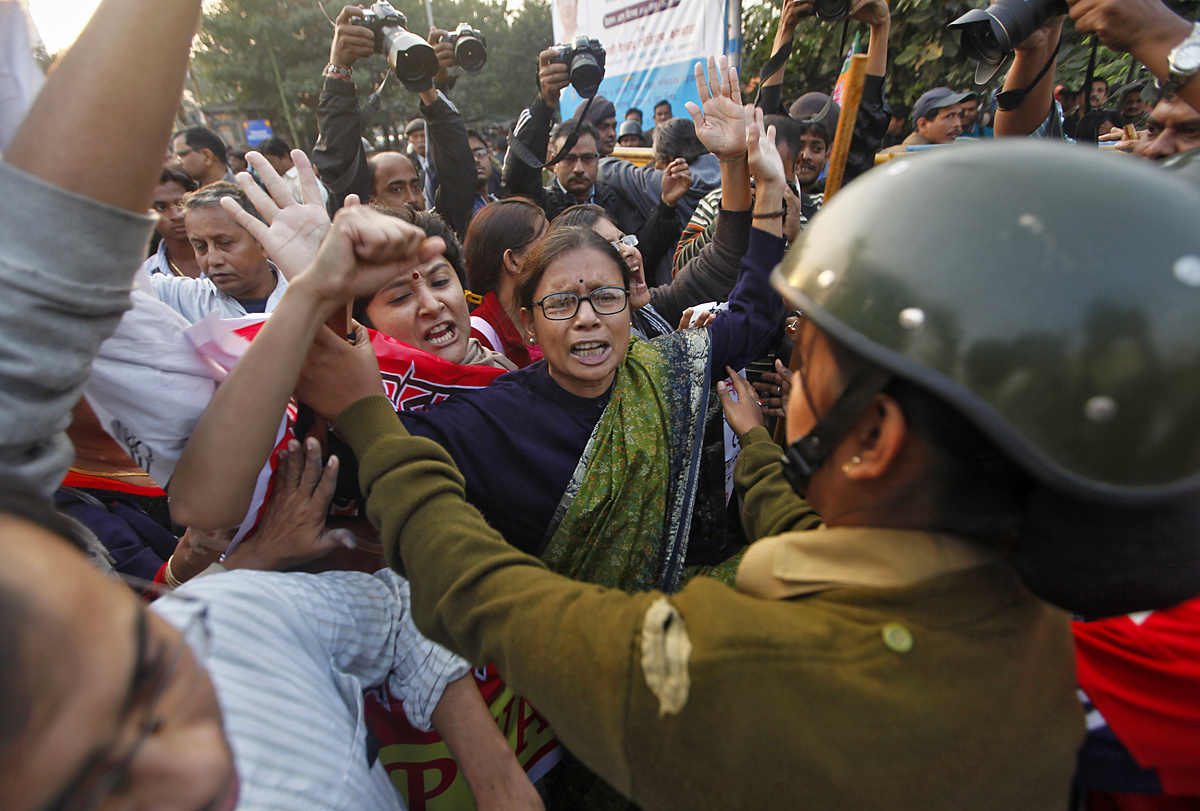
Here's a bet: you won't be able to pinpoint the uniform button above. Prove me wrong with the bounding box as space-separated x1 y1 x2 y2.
881 622 913 654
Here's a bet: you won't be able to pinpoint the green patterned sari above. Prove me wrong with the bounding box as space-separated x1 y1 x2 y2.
538 330 743 593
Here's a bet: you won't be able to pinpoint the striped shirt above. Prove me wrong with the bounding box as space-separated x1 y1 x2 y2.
153 568 470 811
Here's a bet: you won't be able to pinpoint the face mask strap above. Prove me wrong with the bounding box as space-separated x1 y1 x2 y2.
781 366 893 494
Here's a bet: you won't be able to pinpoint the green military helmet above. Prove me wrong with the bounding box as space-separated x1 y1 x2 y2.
773 140 1200 504
1161 145 1200 192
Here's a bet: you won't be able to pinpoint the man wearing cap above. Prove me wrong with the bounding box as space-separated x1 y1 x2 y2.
574 95 619 156
880 87 968 154
405 118 429 173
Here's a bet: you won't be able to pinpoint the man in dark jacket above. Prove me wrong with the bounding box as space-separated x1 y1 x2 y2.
503 48 692 278
310 7 475 237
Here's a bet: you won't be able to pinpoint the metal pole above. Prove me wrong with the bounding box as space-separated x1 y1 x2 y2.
725 0 742 69
423 0 435 34
264 35 300 147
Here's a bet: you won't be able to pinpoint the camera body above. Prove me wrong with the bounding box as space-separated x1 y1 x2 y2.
351 1 406 50
550 36 607 99
949 0 1069 83
447 23 488 75
812 0 851 22
350 1 440 92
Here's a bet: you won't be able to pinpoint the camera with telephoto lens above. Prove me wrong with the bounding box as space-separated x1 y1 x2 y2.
812 0 851 22
549 36 607 99
949 0 1069 83
447 23 488 75
350 1 440 92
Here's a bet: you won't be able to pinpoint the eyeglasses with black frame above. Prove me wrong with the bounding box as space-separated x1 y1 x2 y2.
45 575 211 811
533 286 629 320
563 152 599 168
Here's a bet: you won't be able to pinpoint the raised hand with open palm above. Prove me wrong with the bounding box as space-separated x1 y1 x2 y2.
684 55 747 160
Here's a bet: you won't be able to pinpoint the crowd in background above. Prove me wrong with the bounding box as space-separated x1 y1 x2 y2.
4 0 1200 809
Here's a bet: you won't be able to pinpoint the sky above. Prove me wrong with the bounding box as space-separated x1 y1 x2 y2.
24 0 532 55
25 0 102 54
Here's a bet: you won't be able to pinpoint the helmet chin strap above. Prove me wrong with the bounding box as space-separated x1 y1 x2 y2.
781 366 893 496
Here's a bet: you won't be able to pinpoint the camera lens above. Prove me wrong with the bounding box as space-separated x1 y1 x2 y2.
456 37 487 75
950 0 1068 73
383 28 440 90
569 52 603 99
964 23 1005 65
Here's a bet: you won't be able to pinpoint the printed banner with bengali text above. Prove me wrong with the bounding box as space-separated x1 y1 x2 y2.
553 0 737 123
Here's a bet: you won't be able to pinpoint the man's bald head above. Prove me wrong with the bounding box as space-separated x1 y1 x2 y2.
370 152 425 210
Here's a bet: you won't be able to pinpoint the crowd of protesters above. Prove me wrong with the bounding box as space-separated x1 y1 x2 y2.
4 0 1200 809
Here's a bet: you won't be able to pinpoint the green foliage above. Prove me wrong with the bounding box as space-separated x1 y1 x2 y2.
193 0 552 150
740 0 1200 110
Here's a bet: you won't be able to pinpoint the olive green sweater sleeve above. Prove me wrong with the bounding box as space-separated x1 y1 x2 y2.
734 426 823 541
336 395 657 794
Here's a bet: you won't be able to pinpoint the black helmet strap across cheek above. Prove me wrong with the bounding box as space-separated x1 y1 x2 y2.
781 366 893 496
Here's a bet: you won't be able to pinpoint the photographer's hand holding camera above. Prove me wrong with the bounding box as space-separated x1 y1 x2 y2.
310 5 378 212
757 0 891 184
311 3 478 238
331 4 375 75
538 47 572 107
992 14 1066 137
1068 0 1200 116
500 47 573 203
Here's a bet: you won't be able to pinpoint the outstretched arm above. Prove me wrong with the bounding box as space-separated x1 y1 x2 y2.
433 675 545 810
5 0 200 211
311 5 376 211
648 59 755 322
169 206 440 529
0 0 202 494
993 17 1066 137
502 49 567 205
706 105 788 373
843 0 893 182
421 29 476 238
758 0 810 114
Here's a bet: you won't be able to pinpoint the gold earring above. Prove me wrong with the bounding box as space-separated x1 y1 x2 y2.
841 456 862 474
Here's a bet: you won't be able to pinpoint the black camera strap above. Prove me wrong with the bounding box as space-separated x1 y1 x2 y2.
510 94 596 169
754 17 850 122
752 40 794 108
994 34 1061 112
780 365 893 495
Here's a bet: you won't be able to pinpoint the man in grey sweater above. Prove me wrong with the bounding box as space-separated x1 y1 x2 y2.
0 0 202 495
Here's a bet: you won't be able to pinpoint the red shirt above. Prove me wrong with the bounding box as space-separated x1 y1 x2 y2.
1075 598 1200 795
469 291 542 369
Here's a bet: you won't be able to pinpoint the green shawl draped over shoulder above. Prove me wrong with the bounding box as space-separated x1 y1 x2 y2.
537 331 742 593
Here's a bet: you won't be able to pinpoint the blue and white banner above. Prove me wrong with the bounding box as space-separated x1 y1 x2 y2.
553 0 739 124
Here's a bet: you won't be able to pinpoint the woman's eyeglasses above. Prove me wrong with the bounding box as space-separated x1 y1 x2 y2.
534 287 629 320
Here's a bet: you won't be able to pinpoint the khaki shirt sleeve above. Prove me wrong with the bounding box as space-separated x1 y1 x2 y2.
339 395 659 794
734 426 823 541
